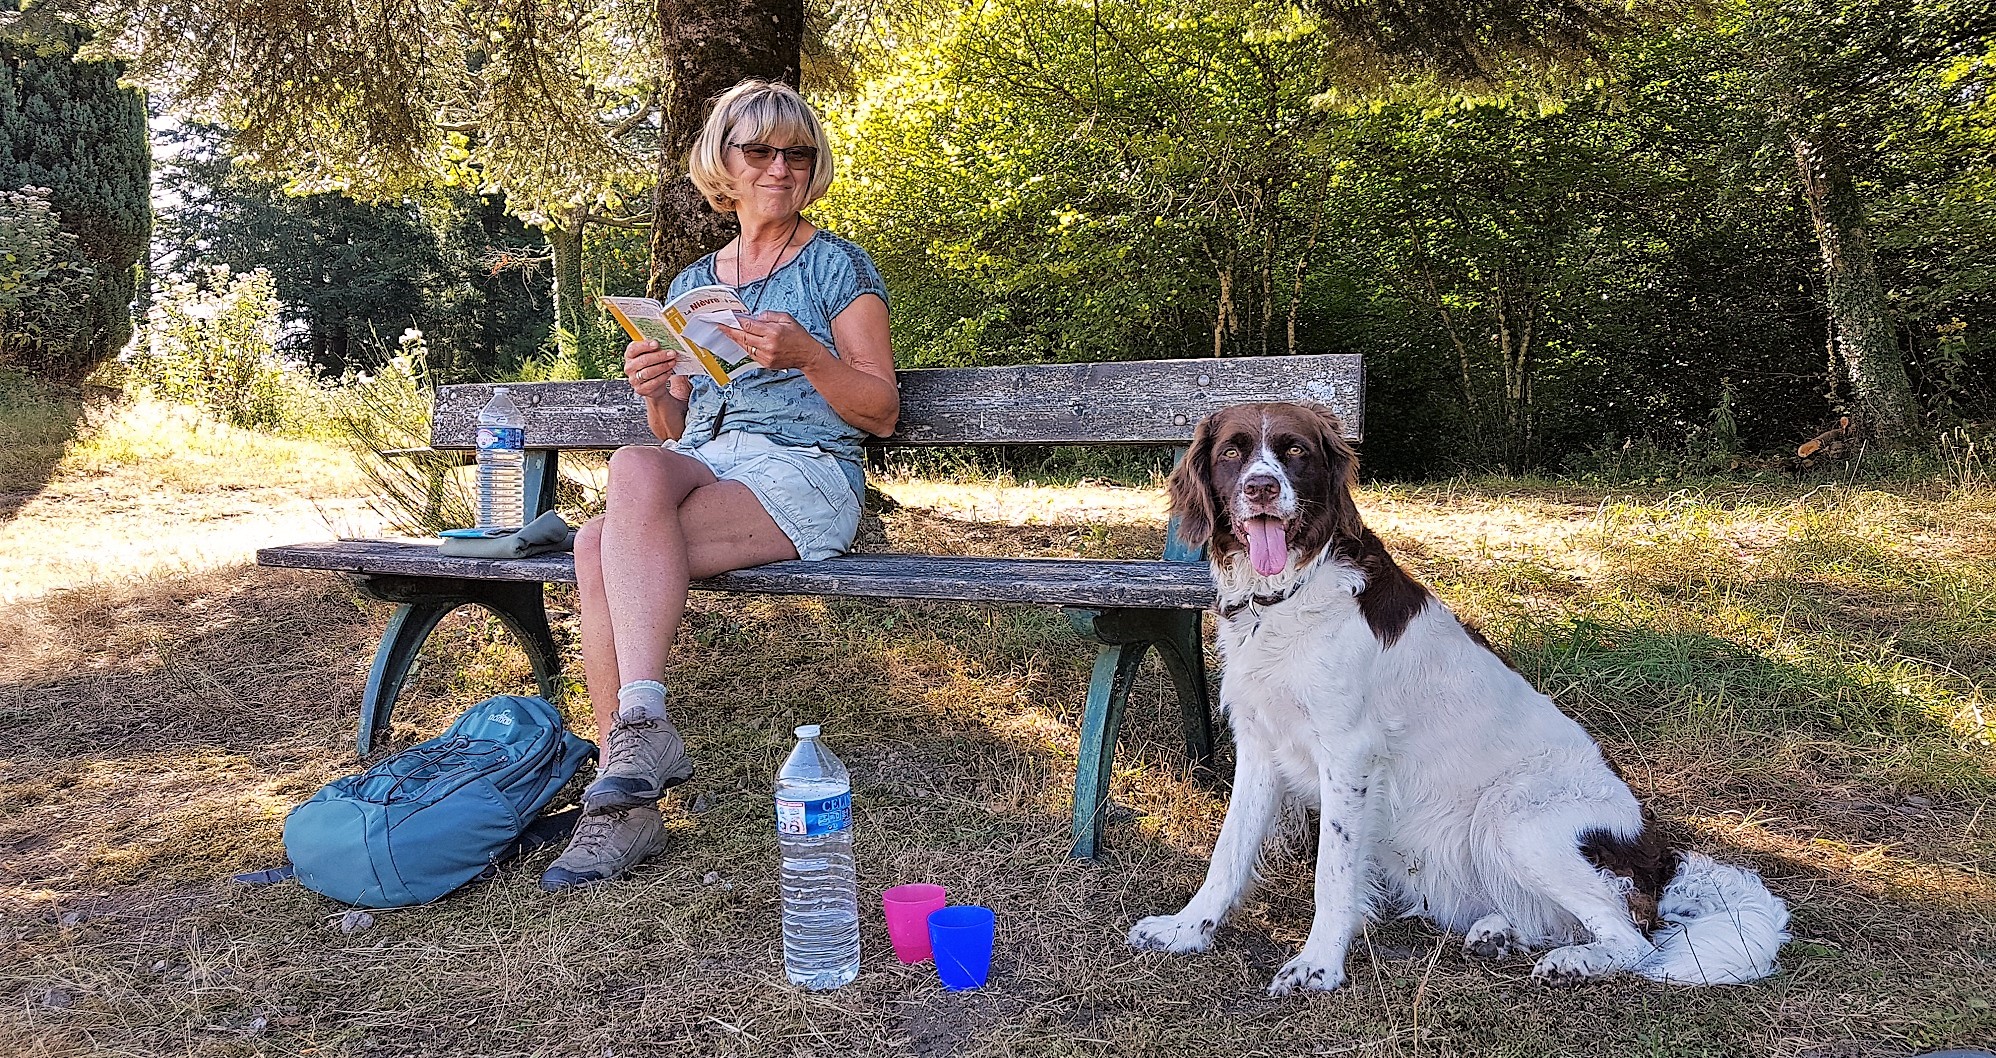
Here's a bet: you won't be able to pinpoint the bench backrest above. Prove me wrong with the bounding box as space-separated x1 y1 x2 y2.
431 354 1363 450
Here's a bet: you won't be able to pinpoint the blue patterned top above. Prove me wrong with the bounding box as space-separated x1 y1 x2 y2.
667 231 890 501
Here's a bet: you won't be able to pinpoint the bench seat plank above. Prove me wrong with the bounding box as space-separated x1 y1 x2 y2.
258 540 1218 610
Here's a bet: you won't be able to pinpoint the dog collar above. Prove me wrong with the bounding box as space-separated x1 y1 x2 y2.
1214 590 1295 619
1213 551 1332 619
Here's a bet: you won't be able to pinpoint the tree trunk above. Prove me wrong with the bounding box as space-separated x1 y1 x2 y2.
647 0 805 297
548 215 591 362
1789 127 1920 449
1213 266 1237 358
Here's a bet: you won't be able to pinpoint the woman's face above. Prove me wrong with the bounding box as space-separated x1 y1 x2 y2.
725 127 814 222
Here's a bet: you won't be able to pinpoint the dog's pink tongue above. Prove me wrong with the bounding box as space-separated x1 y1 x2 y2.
1246 516 1288 576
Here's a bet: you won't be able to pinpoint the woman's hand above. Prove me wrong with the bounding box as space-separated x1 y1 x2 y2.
719 311 827 373
625 339 691 402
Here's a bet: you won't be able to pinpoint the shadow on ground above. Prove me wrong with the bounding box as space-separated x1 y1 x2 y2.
0 386 83 526
1 563 1992 1058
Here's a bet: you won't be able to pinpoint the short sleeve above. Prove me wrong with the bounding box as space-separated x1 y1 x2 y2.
810 235 890 320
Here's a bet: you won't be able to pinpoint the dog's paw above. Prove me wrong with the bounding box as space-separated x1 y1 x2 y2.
1128 914 1216 954
1531 942 1631 985
1267 952 1347 996
1464 913 1521 961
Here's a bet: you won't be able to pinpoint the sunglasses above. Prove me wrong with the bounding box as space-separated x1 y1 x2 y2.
730 142 819 169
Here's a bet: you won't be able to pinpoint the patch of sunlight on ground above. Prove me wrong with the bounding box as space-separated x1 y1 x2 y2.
878 476 1167 525
0 399 386 603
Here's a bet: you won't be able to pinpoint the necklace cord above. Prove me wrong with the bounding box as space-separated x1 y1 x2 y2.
733 213 806 320
714 212 807 432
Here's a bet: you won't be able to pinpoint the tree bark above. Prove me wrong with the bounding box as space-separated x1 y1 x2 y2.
548 214 591 362
647 0 805 297
1788 126 1920 449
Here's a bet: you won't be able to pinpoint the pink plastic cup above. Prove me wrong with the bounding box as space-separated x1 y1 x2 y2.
882 884 948 963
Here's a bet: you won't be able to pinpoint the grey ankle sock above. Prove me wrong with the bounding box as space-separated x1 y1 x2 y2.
616 680 668 723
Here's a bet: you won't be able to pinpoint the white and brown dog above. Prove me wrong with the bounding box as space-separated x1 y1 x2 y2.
1128 402 1789 995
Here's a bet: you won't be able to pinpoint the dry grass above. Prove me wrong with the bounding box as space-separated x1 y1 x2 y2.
0 425 1991 1057
0 397 386 602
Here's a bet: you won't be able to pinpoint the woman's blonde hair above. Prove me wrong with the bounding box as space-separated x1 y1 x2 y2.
687 80 835 213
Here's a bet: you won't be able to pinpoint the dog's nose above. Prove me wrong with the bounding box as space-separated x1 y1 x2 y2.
1242 473 1280 504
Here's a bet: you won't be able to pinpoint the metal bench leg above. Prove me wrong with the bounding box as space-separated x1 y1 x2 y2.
1152 609 1216 778
1070 640 1149 860
353 576 564 755
1064 606 1216 858
358 600 455 754
475 580 563 703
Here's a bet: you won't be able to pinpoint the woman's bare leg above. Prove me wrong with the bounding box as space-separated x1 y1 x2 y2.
571 517 622 746
580 446 799 812
595 446 799 686
545 445 801 890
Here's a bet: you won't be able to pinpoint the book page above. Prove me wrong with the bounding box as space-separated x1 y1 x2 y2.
661 285 759 377
598 297 678 349
601 290 760 386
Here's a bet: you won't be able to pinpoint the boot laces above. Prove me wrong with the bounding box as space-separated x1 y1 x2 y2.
609 718 659 757
567 810 622 854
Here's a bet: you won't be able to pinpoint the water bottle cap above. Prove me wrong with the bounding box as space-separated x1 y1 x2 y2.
492 386 510 395
794 724 821 739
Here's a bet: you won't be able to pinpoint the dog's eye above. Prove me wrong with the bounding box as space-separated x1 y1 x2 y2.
1220 446 1242 460
1286 444 1307 457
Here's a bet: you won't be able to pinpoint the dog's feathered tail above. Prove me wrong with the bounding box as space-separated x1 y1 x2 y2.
1634 852 1790 984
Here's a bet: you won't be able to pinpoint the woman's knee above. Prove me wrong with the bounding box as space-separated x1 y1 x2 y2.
607 445 703 510
574 516 607 582
576 516 605 558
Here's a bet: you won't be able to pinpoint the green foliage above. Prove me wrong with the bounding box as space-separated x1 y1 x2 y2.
127 266 303 430
153 125 553 384
821 0 1339 366
325 329 477 535
820 0 1994 475
0 14 149 384
0 187 96 375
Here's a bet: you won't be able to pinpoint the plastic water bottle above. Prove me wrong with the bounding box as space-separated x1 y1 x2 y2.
475 387 525 529
775 724 859 990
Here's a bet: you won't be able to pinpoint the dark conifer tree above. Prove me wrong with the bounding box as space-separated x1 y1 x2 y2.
0 11 149 383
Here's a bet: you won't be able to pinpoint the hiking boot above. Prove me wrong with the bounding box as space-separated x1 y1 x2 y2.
538 804 665 891
581 714 695 813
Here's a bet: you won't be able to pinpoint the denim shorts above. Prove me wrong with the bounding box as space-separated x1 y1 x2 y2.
669 430 861 561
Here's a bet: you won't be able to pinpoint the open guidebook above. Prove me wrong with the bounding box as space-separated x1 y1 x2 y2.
600 286 760 386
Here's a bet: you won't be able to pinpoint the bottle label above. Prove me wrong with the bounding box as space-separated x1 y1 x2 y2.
775 792 851 836
477 426 524 452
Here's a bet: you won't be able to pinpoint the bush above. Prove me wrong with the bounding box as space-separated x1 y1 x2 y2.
324 329 476 534
0 188 99 379
127 266 308 430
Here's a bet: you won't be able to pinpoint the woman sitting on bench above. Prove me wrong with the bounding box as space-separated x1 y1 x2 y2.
541 80 899 890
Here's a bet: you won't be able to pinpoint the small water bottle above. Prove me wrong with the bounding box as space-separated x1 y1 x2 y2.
775 724 859 990
475 386 525 529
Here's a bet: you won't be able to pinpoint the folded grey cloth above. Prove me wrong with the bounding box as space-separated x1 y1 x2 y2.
438 511 576 559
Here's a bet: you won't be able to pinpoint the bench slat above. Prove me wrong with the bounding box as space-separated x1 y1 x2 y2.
431 354 1362 449
258 541 1219 610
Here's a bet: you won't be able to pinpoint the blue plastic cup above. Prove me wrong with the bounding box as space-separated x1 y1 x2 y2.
927 905 996 990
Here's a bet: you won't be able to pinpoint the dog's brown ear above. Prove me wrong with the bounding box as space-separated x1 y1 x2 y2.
1167 413 1220 550
1311 406 1365 542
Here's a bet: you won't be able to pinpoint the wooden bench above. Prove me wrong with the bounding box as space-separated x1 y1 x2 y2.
258 355 1363 857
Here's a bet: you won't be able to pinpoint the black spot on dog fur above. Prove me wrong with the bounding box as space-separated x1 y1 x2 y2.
1344 526 1429 648
1578 819 1679 934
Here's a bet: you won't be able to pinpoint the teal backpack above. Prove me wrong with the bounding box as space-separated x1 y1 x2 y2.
283 695 595 908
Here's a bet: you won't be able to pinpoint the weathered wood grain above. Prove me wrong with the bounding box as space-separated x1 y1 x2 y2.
258 540 1219 609
431 354 1363 449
